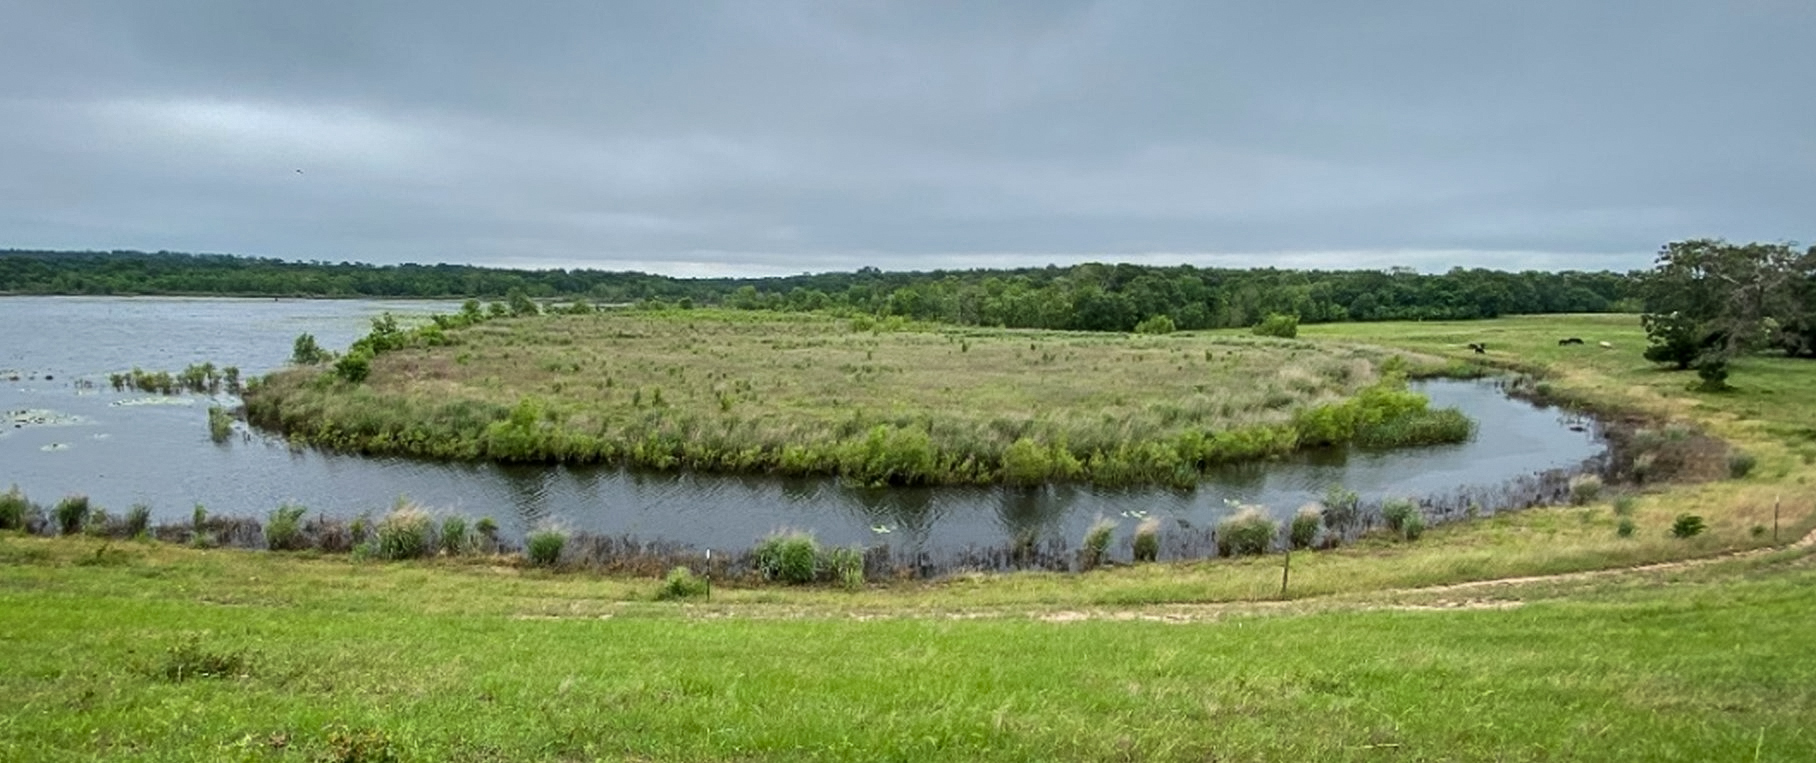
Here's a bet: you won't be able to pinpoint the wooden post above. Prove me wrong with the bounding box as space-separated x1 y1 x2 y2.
1280 547 1292 600
1774 495 1781 543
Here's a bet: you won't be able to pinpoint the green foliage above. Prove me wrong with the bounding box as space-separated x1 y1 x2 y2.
1401 512 1426 542
1671 514 1707 539
323 725 397 763
1613 495 1638 517
507 288 540 317
526 527 566 567
291 332 332 365
1320 486 1361 534
754 531 818 584
0 485 28 531
1217 507 1277 557
1568 474 1603 506
439 516 469 555
1288 506 1321 550
1694 355 1731 391
842 425 937 486
1081 517 1116 570
123 504 152 538
1616 518 1636 538
1252 313 1299 338
206 405 232 442
657 566 710 600
824 546 866 590
1132 516 1161 563
266 504 309 551
374 504 433 560
1381 499 1419 537
1133 314 1176 335
474 517 500 549
1727 451 1757 479
53 495 91 536
334 347 373 384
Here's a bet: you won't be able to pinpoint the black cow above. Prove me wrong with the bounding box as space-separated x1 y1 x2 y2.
1558 337 1584 346
1466 342 1486 354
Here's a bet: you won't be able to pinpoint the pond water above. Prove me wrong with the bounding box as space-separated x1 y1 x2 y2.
0 296 1604 561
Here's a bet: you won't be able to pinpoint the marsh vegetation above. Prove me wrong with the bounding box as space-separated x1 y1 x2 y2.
246 309 1474 487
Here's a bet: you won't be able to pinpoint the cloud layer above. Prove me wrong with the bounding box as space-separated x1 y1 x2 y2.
3 1 1810 275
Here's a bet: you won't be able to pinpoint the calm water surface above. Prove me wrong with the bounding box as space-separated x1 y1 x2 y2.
0 296 1604 556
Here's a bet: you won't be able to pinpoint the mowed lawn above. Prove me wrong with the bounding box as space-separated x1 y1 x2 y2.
2 535 1815 762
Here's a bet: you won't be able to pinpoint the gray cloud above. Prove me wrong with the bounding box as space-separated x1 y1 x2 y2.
2 1 1810 276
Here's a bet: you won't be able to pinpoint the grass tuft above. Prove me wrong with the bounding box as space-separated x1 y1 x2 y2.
754 530 818 584
265 503 309 551
155 635 248 682
373 503 434 560
1132 516 1161 563
1081 517 1116 570
1217 507 1276 557
1289 505 1322 550
53 495 91 536
656 566 710 600
525 527 566 567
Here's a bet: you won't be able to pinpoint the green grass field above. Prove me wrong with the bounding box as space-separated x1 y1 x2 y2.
9 312 1816 760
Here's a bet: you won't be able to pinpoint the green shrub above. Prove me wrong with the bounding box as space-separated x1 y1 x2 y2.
824 545 866 590
0 485 30 531
334 348 373 384
83 508 112 537
207 405 233 443
1134 314 1176 335
1612 495 1638 517
439 516 469 555
656 566 710 600
1288 505 1321 550
291 333 331 365
1251 313 1299 338
1401 512 1426 542
526 527 567 567
1568 474 1603 506
474 516 500 550
1616 518 1636 538
1132 516 1161 563
1728 451 1757 479
1217 507 1277 557
124 503 152 539
1381 498 1418 535
1671 514 1707 539
754 530 818 584
1320 486 1360 534
266 503 309 551
1081 517 1116 570
54 495 91 536
374 504 433 560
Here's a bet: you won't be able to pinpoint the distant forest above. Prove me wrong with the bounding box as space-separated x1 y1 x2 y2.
0 249 1638 331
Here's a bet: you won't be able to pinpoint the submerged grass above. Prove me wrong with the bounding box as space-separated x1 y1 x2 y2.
244 310 1472 486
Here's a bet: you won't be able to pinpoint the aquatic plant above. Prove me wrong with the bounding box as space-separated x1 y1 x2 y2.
265 504 309 551
0 485 29 531
526 527 567 567
1288 505 1321 550
124 504 152 539
54 495 92 536
374 504 434 560
1320 486 1361 535
1381 499 1419 536
1081 516 1116 570
207 406 233 443
474 516 500 551
1216 507 1276 557
1132 516 1161 563
754 530 818 584
824 545 866 590
656 566 710 600
439 516 469 555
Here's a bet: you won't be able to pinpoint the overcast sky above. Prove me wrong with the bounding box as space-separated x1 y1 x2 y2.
1 1 1810 277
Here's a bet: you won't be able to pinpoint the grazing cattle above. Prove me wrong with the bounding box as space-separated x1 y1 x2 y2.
1558 337 1584 346
1598 341 1613 349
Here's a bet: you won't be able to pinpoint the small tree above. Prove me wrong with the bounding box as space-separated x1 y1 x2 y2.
1252 313 1299 338
291 333 331 365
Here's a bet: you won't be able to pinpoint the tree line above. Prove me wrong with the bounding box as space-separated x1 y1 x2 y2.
1 248 1638 331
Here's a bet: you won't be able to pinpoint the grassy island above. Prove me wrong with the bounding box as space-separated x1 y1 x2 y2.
245 309 1473 486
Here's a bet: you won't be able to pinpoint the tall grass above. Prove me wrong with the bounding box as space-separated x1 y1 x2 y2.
53 495 91 536
1131 516 1161 563
1217 507 1276 557
0 485 29 531
656 566 710 600
266 504 309 551
824 546 866 590
1568 474 1603 506
526 527 567 567
124 504 152 539
374 503 434 560
754 530 818 584
1081 517 1116 570
1289 505 1322 550
439 516 470 555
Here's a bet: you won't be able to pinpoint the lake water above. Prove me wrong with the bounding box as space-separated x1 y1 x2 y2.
0 296 1603 561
